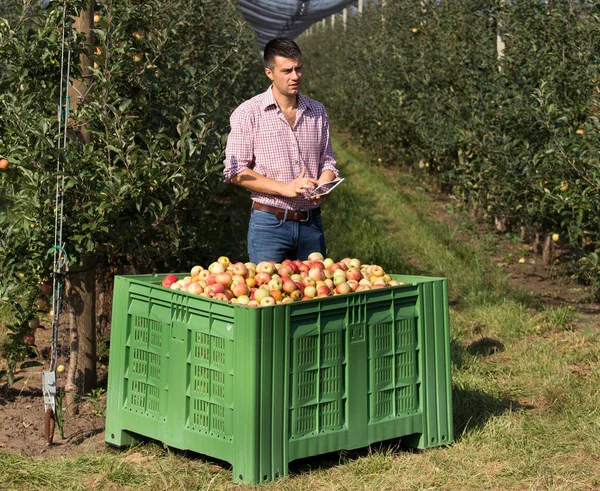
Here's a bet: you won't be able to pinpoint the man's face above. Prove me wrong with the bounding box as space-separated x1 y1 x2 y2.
265 55 303 98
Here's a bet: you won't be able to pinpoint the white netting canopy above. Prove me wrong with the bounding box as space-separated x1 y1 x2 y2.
236 0 360 49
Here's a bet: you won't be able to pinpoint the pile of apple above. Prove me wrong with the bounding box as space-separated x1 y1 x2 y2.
161 252 406 307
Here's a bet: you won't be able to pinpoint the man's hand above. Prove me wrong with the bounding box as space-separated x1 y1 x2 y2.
283 168 318 198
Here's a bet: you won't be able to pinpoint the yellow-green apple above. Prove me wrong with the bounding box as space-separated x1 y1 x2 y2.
198 269 210 281
370 265 384 277
260 296 276 306
237 295 250 305
303 285 317 298
290 273 302 282
268 278 283 291
208 262 225 274
359 278 373 287
161 274 178 288
191 265 204 276
245 262 257 274
348 258 361 269
28 317 40 330
323 257 335 269
245 277 256 288
281 297 294 304
253 287 270 303
170 282 182 290
217 256 231 269
333 271 347 286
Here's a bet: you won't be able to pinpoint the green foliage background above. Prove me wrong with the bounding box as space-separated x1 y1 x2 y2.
0 0 263 362
300 0 600 268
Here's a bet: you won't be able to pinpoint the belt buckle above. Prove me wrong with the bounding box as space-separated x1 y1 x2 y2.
299 208 310 222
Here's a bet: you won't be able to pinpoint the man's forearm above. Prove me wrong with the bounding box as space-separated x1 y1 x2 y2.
231 169 288 196
318 170 336 185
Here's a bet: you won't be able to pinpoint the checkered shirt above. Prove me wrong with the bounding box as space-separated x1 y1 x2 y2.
223 85 338 210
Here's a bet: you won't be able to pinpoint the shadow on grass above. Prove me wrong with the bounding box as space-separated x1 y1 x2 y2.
450 338 536 440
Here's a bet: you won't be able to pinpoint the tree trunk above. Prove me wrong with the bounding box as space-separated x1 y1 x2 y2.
63 2 97 410
65 253 97 398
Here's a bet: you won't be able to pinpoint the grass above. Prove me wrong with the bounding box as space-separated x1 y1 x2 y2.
1 131 599 489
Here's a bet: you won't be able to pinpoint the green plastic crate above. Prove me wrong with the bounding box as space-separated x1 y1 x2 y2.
105 274 453 484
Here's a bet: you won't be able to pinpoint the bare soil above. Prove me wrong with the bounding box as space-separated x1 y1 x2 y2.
1 193 598 459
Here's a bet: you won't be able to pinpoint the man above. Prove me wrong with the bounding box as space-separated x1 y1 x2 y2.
223 38 339 264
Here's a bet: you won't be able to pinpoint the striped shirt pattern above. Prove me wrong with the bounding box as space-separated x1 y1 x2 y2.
223 86 338 210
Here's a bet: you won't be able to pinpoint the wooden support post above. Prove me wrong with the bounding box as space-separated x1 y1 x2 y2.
343 8 347 30
358 0 363 14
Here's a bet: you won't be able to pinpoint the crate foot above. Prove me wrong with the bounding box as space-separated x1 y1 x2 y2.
400 432 425 449
105 429 139 448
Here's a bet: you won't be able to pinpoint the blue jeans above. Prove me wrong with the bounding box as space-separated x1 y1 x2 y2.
247 207 326 263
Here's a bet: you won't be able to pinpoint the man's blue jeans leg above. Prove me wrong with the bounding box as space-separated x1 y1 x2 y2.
247 208 326 264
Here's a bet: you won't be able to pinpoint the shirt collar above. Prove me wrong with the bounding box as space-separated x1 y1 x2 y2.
261 85 311 113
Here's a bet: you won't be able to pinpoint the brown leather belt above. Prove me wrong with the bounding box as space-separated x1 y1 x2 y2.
253 202 320 222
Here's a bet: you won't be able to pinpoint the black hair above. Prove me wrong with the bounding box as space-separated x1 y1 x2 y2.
263 38 302 69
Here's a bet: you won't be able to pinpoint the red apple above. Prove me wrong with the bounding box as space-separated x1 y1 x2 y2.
316 284 332 297
215 272 233 288
335 282 352 295
161 274 178 288
254 272 272 286
346 268 362 281
282 277 298 294
232 282 250 298
231 262 248 277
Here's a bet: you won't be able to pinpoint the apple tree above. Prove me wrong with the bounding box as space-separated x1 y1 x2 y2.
0 0 264 390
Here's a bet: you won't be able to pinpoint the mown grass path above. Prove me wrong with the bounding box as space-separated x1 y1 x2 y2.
0 132 599 490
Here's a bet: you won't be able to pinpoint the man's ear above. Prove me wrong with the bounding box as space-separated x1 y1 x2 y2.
265 67 274 81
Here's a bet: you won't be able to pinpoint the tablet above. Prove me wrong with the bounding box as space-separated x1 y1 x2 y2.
307 178 344 198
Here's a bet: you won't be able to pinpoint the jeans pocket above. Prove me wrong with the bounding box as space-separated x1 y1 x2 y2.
251 210 284 229
310 215 324 232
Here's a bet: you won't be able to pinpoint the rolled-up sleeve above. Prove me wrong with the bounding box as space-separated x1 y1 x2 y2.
319 113 338 177
223 106 254 182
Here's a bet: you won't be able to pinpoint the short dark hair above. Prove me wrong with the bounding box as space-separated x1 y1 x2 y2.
263 38 302 69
